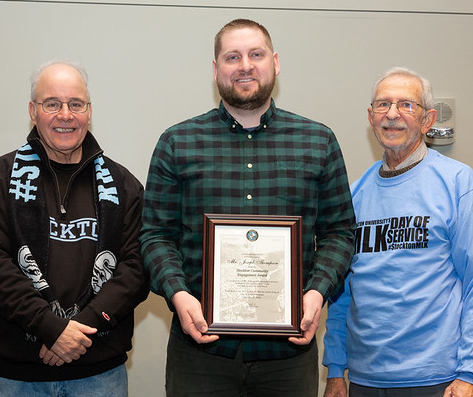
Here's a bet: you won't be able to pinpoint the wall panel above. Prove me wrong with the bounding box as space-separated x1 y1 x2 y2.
1 2 472 395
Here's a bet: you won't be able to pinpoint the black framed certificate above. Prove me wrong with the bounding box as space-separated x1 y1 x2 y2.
202 214 303 336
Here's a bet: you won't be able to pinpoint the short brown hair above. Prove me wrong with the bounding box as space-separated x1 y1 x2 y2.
214 19 274 60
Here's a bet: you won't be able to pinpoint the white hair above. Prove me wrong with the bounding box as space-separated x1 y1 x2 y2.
371 66 434 110
30 59 90 101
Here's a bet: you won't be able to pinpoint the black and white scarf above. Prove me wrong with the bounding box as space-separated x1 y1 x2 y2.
9 141 124 321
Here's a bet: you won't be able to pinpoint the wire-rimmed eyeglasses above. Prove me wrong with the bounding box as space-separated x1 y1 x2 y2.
34 99 90 114
371 100 425 114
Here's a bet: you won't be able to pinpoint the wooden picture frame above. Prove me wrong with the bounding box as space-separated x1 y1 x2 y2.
202 214 303 336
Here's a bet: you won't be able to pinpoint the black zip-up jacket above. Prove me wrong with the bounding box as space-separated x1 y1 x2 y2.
0 128 149 381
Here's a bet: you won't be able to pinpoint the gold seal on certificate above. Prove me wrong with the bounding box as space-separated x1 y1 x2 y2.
202 214 303 336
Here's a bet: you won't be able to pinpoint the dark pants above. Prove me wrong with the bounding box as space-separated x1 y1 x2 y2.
165 331 318 397
349 382 450 397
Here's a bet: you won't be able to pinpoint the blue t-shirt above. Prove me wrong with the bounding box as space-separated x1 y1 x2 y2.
323 149 473 387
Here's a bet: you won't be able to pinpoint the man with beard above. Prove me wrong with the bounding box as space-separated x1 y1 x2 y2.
323 68 473 397
140 19 355 397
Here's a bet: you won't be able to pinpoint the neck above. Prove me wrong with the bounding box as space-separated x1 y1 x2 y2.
45 146 83 164
222 99 270 129
384 141 423 170
385 152 409 170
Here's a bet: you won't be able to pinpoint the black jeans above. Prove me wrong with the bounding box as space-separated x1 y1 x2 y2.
165 330 319 397
349 382 450 397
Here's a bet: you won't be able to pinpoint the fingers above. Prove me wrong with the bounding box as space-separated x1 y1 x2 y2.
40 321 98 366
323 377 348 397
442 379 473 397
39 344 66 366
50 320 97 362
289 290 323 345
288 324 317 345
172 291 219 344
75 321 98 335
180 303 219 344
187 328 220 344
73 321 97 348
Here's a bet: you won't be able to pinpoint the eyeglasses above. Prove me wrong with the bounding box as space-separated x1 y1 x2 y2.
371 100 425 114
34 99 90 114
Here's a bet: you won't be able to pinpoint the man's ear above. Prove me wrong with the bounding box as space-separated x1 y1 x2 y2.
212 60 218 82
28 101 37 124
367 108 375 129
421 109 438 135
273 52 281 76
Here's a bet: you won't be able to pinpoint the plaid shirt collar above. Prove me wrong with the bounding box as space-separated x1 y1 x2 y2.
218 99 276 133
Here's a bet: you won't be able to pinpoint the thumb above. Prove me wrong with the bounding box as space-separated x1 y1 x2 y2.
76 322 98 335
191 313 209 333
300 304 316 331
301 315 314 331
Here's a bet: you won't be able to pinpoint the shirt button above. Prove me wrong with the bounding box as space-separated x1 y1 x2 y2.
246 194 252 200
232 124 236 129
263 124 267 129
247 134 253 139
247 163 253 169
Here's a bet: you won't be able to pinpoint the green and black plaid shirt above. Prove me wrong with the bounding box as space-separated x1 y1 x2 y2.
140 100 355 360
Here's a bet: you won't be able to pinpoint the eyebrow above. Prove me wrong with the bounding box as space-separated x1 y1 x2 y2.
374 98 418 102
41 96 87 101
222 46 268 55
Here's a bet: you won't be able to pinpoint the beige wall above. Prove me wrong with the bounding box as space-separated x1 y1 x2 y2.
1 1 472 395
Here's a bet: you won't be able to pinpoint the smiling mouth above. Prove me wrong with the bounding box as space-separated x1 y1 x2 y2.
54 128 74 133
235 78 256 83
381 123 406 131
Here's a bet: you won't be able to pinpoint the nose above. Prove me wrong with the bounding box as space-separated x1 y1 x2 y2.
57 102 73 120
239 55 254 72
385 103 401 119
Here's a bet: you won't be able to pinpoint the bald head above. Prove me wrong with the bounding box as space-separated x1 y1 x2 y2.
31 60 90 102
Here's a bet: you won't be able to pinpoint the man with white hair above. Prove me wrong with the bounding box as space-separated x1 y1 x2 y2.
0 60 148 396
323 67 473 397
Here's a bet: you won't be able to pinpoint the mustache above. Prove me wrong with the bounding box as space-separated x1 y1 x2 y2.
380 121 407 129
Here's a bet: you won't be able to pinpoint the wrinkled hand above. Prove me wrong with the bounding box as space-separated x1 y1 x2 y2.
171 291 219 344
39 344 65 366
47 320 97 363
323 377 347 397
443 379 473 397
288 289 323 345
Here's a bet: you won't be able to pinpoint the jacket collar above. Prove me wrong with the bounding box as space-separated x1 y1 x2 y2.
27 127 103 166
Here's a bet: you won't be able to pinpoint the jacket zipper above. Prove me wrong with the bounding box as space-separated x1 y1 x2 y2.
47 151 102 216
